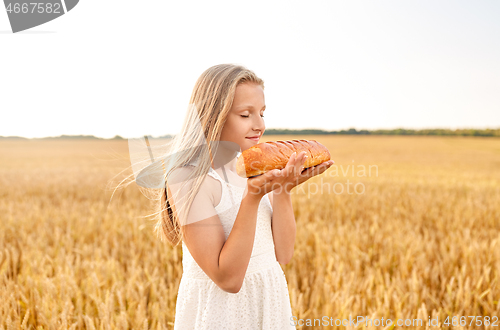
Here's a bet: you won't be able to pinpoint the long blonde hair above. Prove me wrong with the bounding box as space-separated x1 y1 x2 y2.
111 64 265 246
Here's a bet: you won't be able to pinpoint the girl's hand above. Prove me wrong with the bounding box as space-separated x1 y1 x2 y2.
273 151 334 194
244 151 335 198
292 156 335 193
244 168 284 200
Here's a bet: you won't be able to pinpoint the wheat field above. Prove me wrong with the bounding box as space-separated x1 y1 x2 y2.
0 135 499 330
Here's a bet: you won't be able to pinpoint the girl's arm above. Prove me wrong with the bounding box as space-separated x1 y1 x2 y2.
268 191 296 265
182 189 263 294
175 167 276 294
267 153 334 265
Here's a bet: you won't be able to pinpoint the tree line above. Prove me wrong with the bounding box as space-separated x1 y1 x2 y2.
262 128 500 137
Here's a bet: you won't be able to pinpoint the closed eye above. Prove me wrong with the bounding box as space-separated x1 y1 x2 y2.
241 115 265 118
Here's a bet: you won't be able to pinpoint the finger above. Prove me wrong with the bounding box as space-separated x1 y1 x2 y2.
299 151 307 163
250 168 279 184
285 153 301 177
284 152 299 176
300 165 322 177
310 164 329 176
287 152 303 175
289 151 303 173
306 161 333 172
269 168 281 178
289 151 298 167
295 154 307 176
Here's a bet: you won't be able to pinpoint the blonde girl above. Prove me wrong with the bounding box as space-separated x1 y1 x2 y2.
154 64 333 329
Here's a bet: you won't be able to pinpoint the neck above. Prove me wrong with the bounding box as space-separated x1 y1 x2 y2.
211 142 240 173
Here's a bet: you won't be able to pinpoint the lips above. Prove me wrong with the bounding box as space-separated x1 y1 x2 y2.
246 136 260 141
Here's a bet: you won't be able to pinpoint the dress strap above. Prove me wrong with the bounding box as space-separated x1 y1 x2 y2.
207 167 236 206
207 167 223 183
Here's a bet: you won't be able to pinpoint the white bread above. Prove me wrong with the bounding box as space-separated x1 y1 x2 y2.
236 139 331 178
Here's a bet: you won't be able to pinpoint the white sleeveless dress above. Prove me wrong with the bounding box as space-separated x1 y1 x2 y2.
173 165 296 330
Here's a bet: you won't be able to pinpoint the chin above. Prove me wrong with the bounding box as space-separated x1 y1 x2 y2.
244 139 259 147
240 142 251 152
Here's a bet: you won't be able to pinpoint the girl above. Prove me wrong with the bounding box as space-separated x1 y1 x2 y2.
156 64 333 329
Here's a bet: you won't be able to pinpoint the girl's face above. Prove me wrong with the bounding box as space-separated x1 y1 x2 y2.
220 82 266 152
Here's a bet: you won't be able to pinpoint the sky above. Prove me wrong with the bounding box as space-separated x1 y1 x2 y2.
1 0 499 139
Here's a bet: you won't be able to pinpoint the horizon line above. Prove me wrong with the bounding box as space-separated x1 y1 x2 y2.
1 126 500 140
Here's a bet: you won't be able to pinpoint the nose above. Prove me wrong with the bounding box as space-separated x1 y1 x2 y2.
253 116 265 134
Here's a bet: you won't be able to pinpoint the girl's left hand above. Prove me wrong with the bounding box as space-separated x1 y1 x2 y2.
273 151 334 194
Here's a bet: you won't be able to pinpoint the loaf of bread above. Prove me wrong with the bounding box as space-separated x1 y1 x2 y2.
236 139 331 178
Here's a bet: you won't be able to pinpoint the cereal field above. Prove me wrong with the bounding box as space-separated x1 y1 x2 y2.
0 135 499 329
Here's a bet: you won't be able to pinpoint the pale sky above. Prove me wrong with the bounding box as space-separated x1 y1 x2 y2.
1 0 499 139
